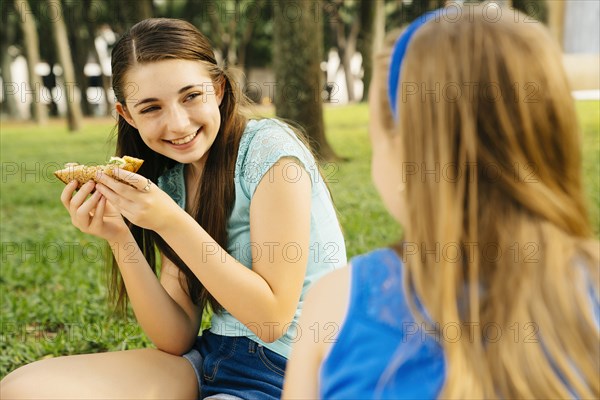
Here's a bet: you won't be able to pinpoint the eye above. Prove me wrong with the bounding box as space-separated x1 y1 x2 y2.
185 92 202 102
140 106 159 114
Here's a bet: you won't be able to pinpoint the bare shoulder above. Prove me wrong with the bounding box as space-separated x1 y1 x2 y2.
306 266 351 314
282 267 352 399
302 266 352 352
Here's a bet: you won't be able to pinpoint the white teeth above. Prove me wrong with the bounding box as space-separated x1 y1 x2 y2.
170 131 198 145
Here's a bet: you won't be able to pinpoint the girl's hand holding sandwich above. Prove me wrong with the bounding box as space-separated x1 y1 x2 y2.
94 168 183 233
60 179 129 241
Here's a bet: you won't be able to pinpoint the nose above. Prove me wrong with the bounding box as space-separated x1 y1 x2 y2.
166 104 192 134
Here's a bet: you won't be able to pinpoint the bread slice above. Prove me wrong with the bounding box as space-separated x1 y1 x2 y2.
54 156 144 189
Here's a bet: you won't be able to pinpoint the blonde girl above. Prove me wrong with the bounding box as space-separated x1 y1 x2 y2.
283 4 599 399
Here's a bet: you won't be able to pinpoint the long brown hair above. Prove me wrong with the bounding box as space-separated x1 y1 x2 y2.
379 5 598 398
109 18 248 315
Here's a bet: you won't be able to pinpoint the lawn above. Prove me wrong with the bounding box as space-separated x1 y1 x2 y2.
0 101 598 378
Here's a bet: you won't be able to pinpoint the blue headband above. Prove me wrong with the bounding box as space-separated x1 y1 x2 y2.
388 8 450 120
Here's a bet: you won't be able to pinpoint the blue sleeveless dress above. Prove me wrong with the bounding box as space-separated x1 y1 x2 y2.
319 248 445 399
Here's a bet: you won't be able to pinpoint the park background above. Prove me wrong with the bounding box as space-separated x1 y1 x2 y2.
1 0 598 378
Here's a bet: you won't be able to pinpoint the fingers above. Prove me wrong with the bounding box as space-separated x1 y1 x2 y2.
59 180 102 232
73 189 101 230
97 168 147 194
68 181 96 215
95 181 133 211
76 190 102 222
60 180 79 209
89 196 106 230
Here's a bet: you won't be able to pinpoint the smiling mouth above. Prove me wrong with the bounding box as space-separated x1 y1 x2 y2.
167 129 199 145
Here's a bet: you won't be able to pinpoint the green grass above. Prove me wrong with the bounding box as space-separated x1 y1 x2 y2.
0 101 598 378
577 101 600 232
0 120 153 376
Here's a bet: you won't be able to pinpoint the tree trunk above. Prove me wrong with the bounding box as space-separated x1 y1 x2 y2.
137 0 154 20
67 1 92 116
429 0 446 10
1 2 20 118
43 46 60 117
14 0 48 124
47 0 82 131
35 5 59 116
238 0 265 81
357 0 375 101
328 0 361 103
0 45 19 119
111 0 149 32
340 16 360 102
206 2 225 62
273 0 338 161
83 0 112 116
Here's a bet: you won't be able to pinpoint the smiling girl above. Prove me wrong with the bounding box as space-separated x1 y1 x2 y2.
0 18 346 400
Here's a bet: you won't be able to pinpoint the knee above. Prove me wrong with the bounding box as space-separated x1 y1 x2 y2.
1 362 44 399
1 367 25 400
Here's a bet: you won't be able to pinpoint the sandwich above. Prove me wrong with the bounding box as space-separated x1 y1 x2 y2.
54 156 144 189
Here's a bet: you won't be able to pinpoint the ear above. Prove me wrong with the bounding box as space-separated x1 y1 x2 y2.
116 102 137 129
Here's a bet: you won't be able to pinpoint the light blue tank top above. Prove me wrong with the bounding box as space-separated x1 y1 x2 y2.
158 119 347 358
320 248 445 399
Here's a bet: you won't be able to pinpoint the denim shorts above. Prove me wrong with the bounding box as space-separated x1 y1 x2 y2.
183 330 287 399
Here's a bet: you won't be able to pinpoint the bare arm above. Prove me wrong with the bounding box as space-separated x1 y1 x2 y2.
97 158 312 343
109 233 202 355
158 158 312 342
111 234 201 354
61 181 201 355
282 266 351 399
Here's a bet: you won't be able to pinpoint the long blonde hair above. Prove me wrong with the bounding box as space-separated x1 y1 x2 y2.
382 5 599 398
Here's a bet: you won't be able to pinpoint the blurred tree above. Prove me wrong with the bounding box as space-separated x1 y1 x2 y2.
106 0 153 34
36 7 59 117
322 0 548 105
237 0 266 79
321 0 385 103
513 0 548 23
183 0 270 91
326 0 361 102
273 0 338 161
1 1 19 118
206 0 240 66
59 0 118 118
82 0 113 116
137 0 154 20
14 0 48 124
47 0 82 131
385 1 548 39
429 0 445 10
385 0 437 30
356 0 384 101
65 0 92 116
